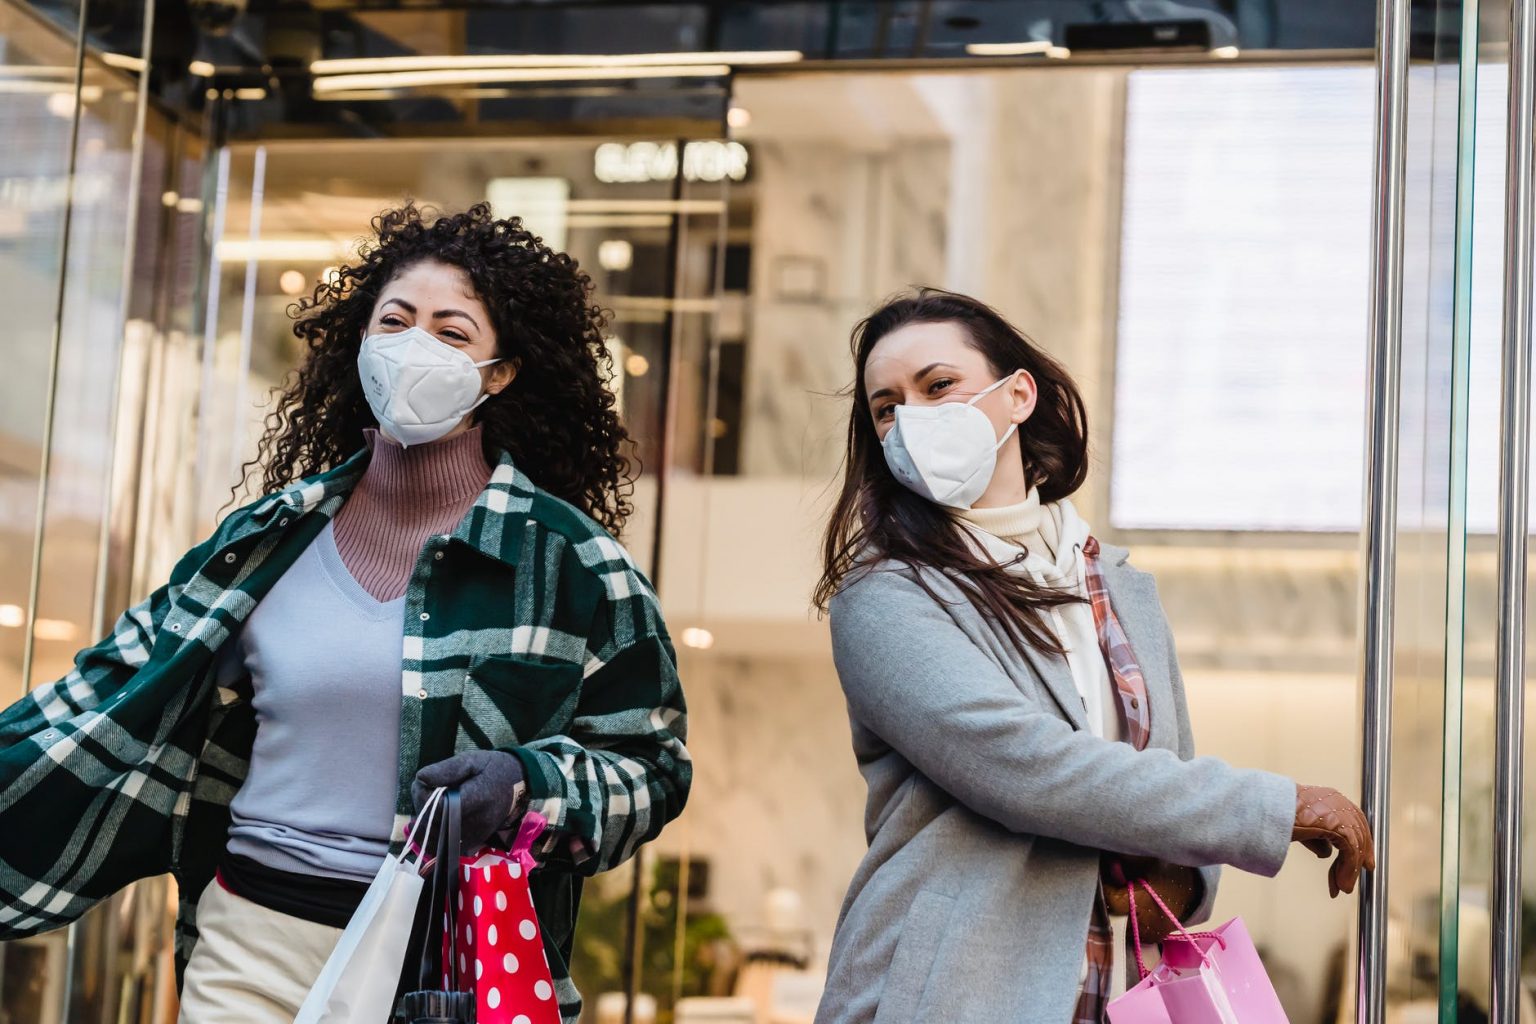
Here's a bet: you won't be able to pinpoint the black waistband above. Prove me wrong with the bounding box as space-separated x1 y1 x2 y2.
216 852 371 929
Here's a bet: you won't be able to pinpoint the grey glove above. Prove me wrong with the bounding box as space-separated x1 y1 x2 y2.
411 750 527 849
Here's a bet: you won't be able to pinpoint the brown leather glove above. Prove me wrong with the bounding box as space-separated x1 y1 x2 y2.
1101 856 1202 943
1293 784 1376 898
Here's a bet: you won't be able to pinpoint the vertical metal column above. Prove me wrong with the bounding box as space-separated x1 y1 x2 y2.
1356 0 1412 1020
1492 0 1536 1012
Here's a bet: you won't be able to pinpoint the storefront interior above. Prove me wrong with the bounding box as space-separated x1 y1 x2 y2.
1 1 1531 1022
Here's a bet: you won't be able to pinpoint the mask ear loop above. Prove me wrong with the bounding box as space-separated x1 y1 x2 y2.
973 372 1023 455
467 357 505 414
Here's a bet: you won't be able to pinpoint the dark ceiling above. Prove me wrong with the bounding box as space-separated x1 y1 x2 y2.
24 0 1454 141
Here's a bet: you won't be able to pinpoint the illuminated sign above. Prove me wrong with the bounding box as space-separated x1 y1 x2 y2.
594 141 749 184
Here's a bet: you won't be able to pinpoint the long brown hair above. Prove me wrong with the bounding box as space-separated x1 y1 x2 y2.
242 202 634 536
814 288 1090 653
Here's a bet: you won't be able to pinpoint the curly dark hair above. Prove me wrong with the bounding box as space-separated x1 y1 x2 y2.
245 201 634 536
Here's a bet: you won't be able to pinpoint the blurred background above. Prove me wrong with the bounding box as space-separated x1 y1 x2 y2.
0 1 1529 1022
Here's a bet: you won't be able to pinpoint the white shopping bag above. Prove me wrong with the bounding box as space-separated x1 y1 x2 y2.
295 789 443 1024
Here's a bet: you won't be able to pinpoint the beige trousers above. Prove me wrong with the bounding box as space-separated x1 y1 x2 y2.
178 881 343 1023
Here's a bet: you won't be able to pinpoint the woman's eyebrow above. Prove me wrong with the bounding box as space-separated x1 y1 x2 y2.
435 308 481 330
379 297 480 331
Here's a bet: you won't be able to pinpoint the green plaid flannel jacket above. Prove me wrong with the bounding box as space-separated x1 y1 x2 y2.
0 446 690 1023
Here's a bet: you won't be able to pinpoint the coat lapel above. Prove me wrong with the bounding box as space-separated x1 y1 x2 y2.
1015 634 1092 732
958 525 1093 732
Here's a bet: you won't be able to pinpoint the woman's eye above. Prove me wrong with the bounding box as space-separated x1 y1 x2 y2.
440 330 469 343
928 378 955 395
380 315 407 328
876 404 895 421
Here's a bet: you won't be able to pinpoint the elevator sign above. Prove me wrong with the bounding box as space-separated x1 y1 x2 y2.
593 141 749 184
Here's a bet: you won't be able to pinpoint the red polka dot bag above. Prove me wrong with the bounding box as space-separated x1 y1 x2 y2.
440 810 561 1024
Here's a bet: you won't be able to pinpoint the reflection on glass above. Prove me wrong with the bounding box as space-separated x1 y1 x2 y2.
28 51 145 693
0 6 84 1018
0 0 76 707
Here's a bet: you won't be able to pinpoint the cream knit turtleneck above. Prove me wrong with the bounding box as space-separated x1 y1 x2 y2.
958 492 1123 743
958 488 1063 566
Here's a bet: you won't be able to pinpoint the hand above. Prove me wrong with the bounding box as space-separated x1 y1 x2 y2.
411 750 527 849
1292 784 1375 897
1101 856 1202 943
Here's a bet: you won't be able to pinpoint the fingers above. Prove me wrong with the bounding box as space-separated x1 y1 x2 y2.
1352 804 1378 871
1330 840 1364 897
416 753 478 789
1302 838 1332 859
1102 885 1131 917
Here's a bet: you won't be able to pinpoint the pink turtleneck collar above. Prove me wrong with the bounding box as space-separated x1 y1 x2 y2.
330 427 493 602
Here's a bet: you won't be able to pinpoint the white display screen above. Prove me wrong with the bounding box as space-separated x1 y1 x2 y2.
1110 67 1374 532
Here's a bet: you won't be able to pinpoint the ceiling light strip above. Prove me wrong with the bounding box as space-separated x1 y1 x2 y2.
311 64 732 94
311 50 802 76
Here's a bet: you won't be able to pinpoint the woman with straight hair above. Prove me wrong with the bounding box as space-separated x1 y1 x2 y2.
813 288 1372 1024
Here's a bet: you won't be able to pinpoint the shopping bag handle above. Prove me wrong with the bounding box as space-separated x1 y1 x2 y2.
510 810 549 874
402 787 446 873
1126 879 1226 980
417 786 463 993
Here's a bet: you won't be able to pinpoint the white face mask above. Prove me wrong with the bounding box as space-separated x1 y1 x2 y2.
357 326 501 447
880 374 1019 510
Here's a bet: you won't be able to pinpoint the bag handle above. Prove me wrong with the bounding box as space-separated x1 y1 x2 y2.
418 787 463 992
402 787 445 873
510 810 549 874
1126 879 1226 980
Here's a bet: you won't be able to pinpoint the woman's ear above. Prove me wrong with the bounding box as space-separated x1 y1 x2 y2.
486 357 521 396
1009 370 1039 425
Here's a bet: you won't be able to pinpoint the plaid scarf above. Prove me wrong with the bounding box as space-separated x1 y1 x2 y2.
1072 536 1152 1024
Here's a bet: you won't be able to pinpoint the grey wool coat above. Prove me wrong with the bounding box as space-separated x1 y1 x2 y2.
815 545 1297 1024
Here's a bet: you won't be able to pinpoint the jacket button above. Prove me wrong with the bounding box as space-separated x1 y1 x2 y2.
419 612 430 622
417 689 428 700
223 553 236 564
434 551 444 561
169 623 182 632
1130 697 1140 709
279 517 290 527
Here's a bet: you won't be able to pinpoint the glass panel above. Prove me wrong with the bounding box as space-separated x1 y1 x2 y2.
0 3 84 1019
0 0 78 707
1462 0 1534 1015
645 62 1445 1024
1380 0 1476 1014
0 1 189 1020
621 155 731 1024
27 35 148 692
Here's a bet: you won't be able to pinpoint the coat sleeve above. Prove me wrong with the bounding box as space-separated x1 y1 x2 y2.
830 568 1295 877
506 578 690 875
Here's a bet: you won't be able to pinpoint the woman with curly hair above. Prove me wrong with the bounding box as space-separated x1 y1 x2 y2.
0 202 690 1024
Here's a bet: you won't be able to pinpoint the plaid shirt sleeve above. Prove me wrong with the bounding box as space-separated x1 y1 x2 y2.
506 561 690 874
0 540 207 748
0 531 226 940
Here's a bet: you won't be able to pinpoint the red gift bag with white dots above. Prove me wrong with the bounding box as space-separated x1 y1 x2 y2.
440 811 561 1024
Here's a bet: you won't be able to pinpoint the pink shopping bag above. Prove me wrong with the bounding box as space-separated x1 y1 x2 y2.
1105 880 1288 1024
440 812 562 1024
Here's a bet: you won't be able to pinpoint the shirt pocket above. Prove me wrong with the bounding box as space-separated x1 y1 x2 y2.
460 654 583 749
